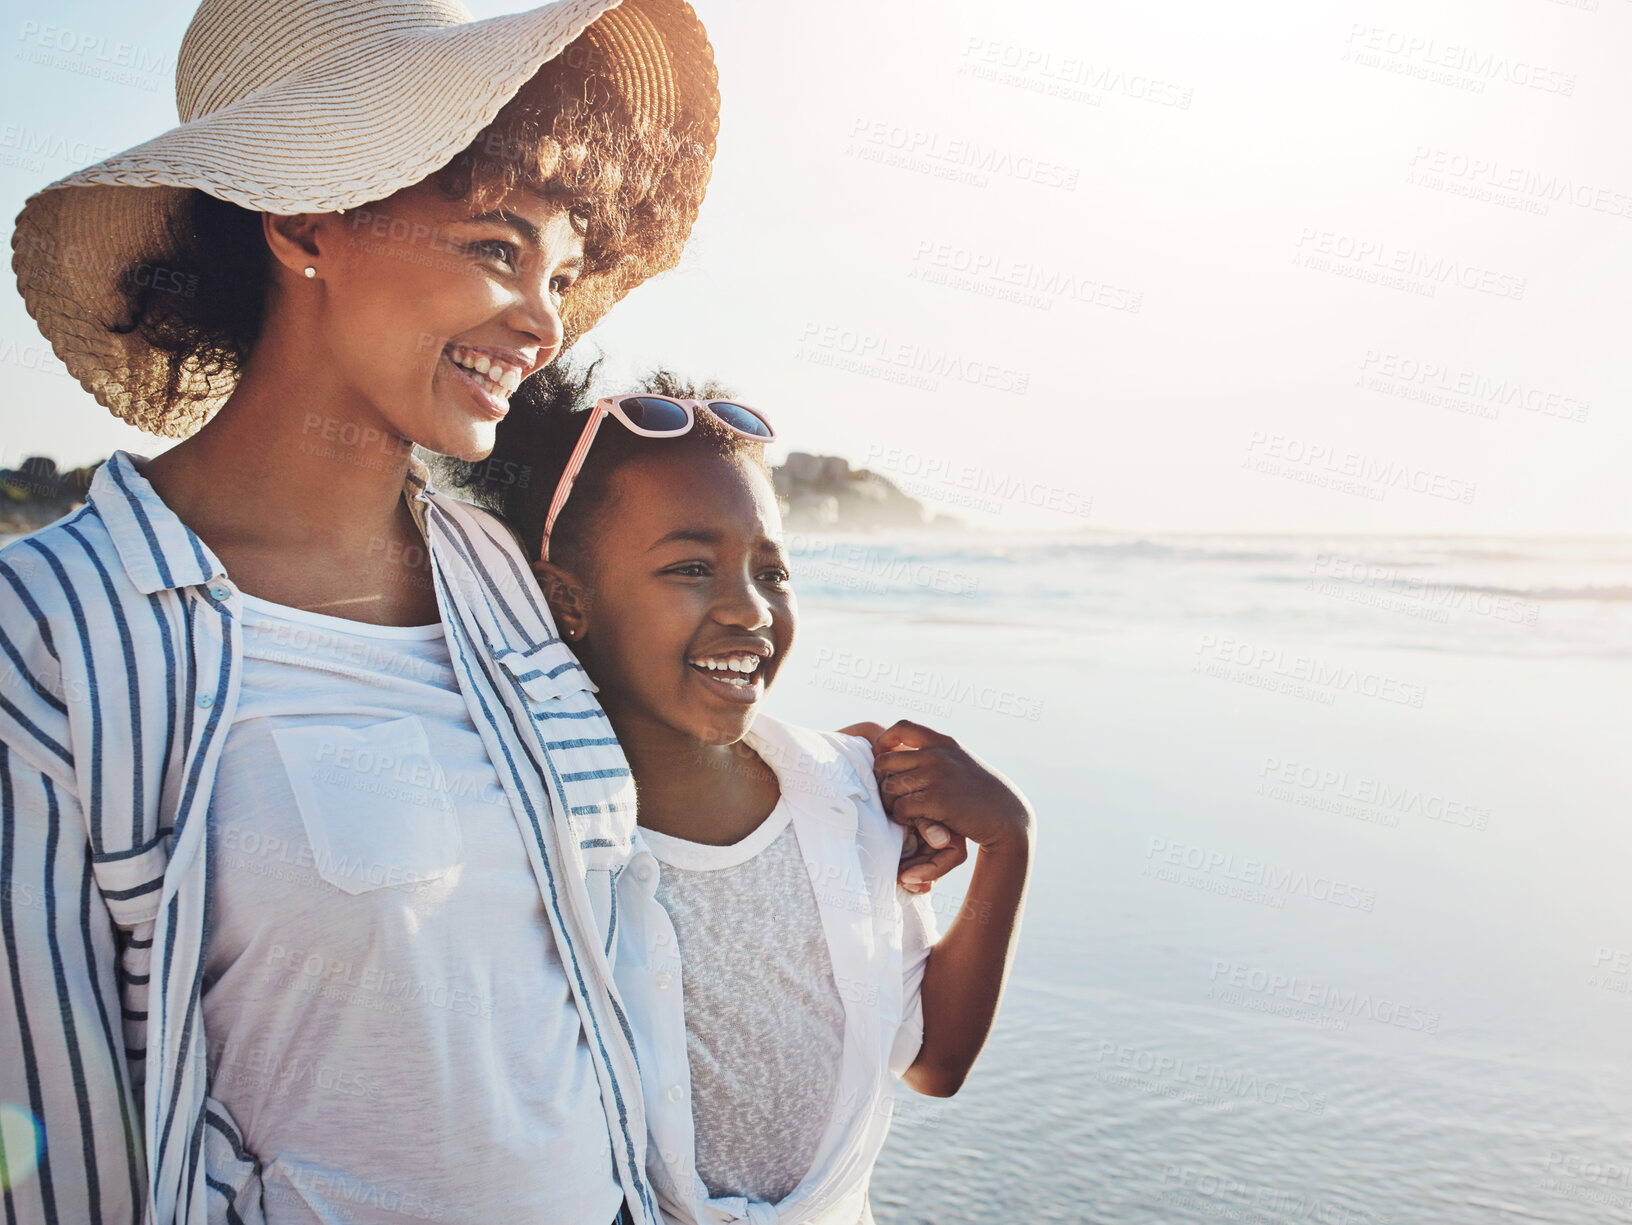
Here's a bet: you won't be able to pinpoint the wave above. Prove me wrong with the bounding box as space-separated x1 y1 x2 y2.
794 531 1632 572
1446 583 1632 603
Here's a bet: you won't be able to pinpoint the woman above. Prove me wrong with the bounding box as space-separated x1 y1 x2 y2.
1 0 725 1220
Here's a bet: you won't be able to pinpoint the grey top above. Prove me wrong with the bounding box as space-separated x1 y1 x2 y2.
645 804 849 1206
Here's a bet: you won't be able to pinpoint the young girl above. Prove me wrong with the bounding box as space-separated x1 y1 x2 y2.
475 376 1034 1223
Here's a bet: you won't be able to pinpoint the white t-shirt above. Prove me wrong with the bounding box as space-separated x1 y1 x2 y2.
644 807 848 1205
202 594 622 1224
616 716 939 1225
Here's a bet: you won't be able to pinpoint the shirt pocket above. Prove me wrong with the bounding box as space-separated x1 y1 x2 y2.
270 715 463 895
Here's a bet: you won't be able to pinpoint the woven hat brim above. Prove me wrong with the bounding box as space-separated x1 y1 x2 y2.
11 0 719 437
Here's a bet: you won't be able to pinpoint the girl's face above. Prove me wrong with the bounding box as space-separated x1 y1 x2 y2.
565 448 796 747
306 178 584 461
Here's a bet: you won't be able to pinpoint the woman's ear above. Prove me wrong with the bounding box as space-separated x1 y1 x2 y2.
264 212 329 279
532 559 592 642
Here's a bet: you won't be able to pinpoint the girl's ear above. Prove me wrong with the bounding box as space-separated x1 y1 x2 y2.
532 559 592 641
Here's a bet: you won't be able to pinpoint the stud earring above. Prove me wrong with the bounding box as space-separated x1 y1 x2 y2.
303 266 316 279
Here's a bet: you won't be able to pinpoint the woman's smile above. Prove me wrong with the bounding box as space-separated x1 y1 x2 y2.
442 343 537 420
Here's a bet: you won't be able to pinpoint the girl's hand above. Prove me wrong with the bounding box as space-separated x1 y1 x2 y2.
872 720 1034 860
839 719 967 892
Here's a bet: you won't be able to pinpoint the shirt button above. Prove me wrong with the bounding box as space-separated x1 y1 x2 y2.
665 1085 682 1103
208 582 232 601
636 864 653 883
196 693 214 709
654 971 672 990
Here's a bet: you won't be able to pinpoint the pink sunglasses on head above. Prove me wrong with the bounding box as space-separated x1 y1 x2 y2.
539 394 776 562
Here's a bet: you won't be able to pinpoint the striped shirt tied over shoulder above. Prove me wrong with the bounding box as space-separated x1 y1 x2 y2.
0 451 656 1225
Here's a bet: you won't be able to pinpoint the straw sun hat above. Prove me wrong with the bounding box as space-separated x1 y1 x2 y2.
10 0 719 437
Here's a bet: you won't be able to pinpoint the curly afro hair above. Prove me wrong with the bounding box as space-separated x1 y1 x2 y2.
110 42 713 423
439 365 769 574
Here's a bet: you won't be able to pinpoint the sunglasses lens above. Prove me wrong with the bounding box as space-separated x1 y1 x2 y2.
708 402 773 438
619 397 691 432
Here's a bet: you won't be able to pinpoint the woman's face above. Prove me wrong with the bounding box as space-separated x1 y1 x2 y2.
568 448 797 747
308 178 584 461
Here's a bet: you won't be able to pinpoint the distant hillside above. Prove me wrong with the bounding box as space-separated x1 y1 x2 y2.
772 452 961 532
0 456 99 536
3 451 962 538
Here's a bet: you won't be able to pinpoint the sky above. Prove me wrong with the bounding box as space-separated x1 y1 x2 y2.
2 0 1628 534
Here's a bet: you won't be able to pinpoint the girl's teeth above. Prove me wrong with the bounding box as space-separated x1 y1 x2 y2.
695 656 760 673
474 355 491 373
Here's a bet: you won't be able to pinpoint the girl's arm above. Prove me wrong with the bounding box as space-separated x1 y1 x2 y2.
870 720 1035 1098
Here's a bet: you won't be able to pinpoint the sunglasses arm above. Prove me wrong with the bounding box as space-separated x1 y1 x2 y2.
539 403 612 564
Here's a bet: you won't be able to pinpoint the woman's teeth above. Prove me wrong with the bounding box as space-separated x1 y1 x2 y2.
447 345 524 395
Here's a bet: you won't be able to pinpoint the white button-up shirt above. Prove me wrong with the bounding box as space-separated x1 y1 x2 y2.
614 715 938 1225
0 452 660 1225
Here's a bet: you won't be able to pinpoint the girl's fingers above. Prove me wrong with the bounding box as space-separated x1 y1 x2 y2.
887 810 947 862
896 817 949 858
900 835 969 887
875 720 957 755
878 768 931 800
873 747 944 778
890 789 940 825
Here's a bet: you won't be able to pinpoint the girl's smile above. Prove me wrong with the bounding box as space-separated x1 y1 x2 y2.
685 640 775 704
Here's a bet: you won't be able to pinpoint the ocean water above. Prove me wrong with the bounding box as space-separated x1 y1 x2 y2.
5 526 1626 1221
770 532 1632 1225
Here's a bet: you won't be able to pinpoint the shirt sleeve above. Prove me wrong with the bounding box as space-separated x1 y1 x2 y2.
0 553 147 1221
0 751 148 1223
889 885 941 1078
